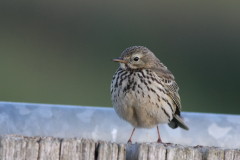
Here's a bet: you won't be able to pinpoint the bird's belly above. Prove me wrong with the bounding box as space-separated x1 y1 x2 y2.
111 69 175 128
112 87 174 128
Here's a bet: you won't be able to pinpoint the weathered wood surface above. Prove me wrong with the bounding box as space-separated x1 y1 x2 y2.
0 135 239 160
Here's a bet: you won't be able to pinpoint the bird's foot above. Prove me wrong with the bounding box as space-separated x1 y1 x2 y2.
157 138 162 143
127 139 132 143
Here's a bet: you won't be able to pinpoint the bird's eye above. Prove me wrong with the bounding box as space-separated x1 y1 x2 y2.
134 57 139 61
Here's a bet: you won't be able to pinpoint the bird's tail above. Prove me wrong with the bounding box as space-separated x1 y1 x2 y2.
168 114 189 130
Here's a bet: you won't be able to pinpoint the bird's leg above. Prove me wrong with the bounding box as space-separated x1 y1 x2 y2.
127 128 135 143
157 126 162 143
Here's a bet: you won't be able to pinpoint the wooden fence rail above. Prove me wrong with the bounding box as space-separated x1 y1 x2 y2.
0 135 239 160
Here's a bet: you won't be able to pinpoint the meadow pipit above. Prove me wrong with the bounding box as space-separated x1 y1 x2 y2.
111 46 189 143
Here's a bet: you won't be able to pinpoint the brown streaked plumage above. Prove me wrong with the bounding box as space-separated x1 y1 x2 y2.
111 46 189 143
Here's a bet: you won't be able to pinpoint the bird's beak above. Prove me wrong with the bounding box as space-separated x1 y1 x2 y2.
111 58 128 63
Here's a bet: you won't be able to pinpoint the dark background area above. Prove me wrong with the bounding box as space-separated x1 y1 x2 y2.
0 1 239 114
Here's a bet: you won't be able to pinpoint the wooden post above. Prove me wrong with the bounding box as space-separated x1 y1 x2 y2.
0 135 239 160
60 138 95 160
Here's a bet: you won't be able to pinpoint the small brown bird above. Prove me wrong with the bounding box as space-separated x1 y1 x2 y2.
111 46 189 143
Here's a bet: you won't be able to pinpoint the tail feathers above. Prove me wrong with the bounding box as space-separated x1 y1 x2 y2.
168 114 189 130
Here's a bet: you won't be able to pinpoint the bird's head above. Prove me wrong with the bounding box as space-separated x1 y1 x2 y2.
112 46 158 70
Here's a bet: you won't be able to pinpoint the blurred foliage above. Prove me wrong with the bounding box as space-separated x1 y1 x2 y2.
0 1 239 114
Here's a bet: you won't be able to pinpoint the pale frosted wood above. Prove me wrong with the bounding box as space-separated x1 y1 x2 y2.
24 136 40 159
38 136 61 160
166 144 187 160
148 143 166 160
166 144 202 160
234 149 240 160
225 149 240 160
137 143 148 159
112 143 119 160
0 135 39 160
81 139 95 160
197 146 227 160
225 149 235 160
60 138 95 160
117 143 126 160
60 138 83 160
184 146 202 160
233 149 240 160
207 147 224 160
0 135 239 160
97 141 119 160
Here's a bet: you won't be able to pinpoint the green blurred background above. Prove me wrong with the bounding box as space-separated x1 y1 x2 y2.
0 1 239 114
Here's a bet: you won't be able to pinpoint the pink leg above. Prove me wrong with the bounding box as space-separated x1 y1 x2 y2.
157 126 162 143
127 128 135 143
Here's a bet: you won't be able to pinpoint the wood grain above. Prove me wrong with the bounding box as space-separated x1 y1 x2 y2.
0 135 239 160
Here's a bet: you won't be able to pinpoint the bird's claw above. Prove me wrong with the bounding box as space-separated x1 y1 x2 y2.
157 139 162 143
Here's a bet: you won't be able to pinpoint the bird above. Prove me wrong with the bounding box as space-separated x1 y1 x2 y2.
110 46 189 143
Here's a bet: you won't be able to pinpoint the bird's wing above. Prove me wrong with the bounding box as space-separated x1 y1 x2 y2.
151 64 181 115
152 65 190 130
